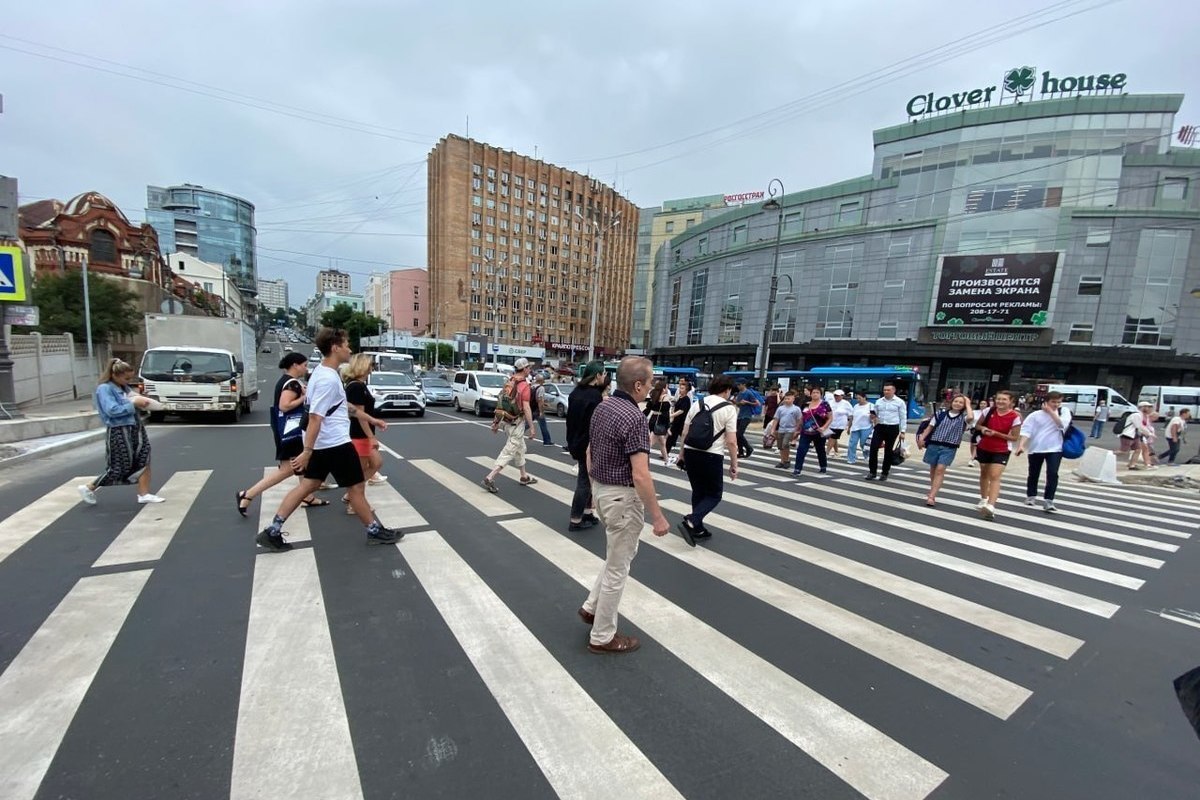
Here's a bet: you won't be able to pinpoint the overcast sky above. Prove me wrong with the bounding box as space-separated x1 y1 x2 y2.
3 0 1197 303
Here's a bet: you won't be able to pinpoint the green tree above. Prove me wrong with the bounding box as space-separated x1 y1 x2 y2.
319 303 387 350
424 342 454 366
24 270 141 342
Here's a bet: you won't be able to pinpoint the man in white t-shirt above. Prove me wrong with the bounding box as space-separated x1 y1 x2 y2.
256 327 401 552
1161 408 1190 465
827 389 853 458
675 374 739 546
1015 390 1072 513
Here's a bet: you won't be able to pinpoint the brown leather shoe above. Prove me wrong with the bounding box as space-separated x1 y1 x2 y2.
588 633 640 654
578 607 595 625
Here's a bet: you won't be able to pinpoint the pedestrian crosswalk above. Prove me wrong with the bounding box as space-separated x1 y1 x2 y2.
0 437 1197 799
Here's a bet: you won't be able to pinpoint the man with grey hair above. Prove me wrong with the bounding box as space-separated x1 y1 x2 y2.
578 356 670 654
482 358 537 493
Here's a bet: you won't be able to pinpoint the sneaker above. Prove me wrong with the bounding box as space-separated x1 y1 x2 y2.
879 475 888 482
774 462 789 469
255 529 293 552
1025 496 1039 507
1127 463 1141 471
482 477 498 493
976 498 987 509
1043 500 1058 513
967 459 978 468
864 474 877 481
77 484 97 506
982 503 996 520
367 474 388 485
137 494 166 504
366 526 403 545
1145 465 1160 471
519 476 538 485
746 446 754 459
568 518 598 532
677 518 697 547
667 454 678 466
541 441 556 447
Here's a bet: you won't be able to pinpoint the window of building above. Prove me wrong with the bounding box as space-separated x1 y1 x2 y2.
668 277 682 346
89 229 116 263
686 218 696 229
882 280 905 300
877 321 899 339
413 318 419 328
837 200 862 227
1122 228 1192 346
686 270 708 345
816 244 859 338
1077 276 1103 296
731 224 747 244
664 220 675 233
472 195 482 207
1068 323 1094 343
472 164 482 175
1162 177 1188 201
698 236 708 256
770 251 802 342
887 237 911 257
717 263 744 344
1086 226 1111 246
783 211 803 234
471 230 480 240
486 199 496 210
487 181 495 193
470 262 480 273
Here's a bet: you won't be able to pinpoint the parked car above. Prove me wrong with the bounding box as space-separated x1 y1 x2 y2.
368 371 426 417
420 376 454 405
539 382 573 417
452 370 508 417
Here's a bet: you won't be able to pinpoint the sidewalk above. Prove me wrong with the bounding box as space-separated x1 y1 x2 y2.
0 396 104 469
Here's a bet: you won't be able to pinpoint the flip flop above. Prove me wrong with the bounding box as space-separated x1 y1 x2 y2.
236 490 251 518
302 497 330 508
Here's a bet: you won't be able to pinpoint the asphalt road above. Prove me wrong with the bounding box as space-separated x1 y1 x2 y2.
1 342 1198 800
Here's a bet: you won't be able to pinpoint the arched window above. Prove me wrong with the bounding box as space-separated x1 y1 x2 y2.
90 229 117 264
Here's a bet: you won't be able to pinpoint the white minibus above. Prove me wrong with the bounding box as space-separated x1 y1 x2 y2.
1137 385 1200 418
1042 384 1137 420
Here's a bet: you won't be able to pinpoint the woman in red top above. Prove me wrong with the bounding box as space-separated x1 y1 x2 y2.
973 389 1022 520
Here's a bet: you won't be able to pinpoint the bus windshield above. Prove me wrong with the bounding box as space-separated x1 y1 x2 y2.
365 352 414 374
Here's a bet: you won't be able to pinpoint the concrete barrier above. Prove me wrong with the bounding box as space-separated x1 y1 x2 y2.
0 411 102 444
1073 447 1120 484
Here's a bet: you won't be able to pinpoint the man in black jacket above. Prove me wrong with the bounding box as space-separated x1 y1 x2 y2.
565 360 608 531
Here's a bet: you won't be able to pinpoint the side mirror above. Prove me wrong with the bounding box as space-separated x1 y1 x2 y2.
235 360 245 374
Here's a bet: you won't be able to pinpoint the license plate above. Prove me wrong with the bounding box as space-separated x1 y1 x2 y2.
171 402 207 410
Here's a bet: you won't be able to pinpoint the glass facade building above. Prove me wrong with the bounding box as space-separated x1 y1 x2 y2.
651 93 1200 399
146 184 257 293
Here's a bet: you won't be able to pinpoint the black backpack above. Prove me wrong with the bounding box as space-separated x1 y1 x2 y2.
684 399 733 450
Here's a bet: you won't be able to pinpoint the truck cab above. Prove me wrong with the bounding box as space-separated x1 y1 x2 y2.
139 346 248 423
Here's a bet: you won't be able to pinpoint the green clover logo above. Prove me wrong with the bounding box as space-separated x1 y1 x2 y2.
1003 66 1036 96
948 318 964 326
935 311 946 322
1011 318 1024 326
1030 310 1048 325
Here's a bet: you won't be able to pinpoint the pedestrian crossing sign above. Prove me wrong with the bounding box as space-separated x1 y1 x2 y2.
0 246 28 302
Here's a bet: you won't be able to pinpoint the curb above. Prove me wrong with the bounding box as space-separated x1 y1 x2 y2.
0 429 107 472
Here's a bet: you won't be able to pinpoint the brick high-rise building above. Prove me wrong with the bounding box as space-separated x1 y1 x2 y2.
317 268 351 294
428 135 638 361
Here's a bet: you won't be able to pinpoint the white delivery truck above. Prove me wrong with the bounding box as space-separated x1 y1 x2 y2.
139 314 260 423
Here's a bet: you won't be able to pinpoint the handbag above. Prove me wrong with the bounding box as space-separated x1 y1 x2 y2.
889 441 907 466
274 378 309 444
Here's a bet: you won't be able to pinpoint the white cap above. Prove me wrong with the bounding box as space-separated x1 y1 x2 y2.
833 389 844 396
513 357 530 371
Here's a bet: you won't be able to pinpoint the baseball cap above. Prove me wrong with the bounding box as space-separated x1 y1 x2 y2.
1138 400 1153 408
513 357 530 371
833 389 845 396
578 360 605 383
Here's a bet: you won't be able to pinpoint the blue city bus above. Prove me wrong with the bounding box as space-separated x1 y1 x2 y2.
724 366 925 418
602 363 710 394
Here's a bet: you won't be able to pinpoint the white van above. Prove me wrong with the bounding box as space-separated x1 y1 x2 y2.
483 361 515 376
452 370 510 417
1137 385 1200 418
1043 384 1137 420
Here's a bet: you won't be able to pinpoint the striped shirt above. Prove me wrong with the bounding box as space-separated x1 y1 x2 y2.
926 410 969 447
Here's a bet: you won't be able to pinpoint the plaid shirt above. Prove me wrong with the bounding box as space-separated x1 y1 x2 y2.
588 390 650 486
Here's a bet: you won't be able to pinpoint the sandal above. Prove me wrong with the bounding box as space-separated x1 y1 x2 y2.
236 490 252 517
301 497 330 508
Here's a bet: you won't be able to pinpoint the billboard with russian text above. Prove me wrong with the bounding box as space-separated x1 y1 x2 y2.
931 251 1059 327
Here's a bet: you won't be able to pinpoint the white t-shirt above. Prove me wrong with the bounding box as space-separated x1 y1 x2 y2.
850 402 875 431
830 399 853 430
307 364 351 449
1021 407 1072 453
683 394 739 455
1166 416 1187 440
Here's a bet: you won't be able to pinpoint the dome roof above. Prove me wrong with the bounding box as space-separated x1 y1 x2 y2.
63 191 132 224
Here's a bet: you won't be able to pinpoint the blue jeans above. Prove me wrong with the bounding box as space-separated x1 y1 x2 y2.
1090 419 1105 438
847 428 871 463
793 433 827 474
536 415 553 444
1160 439 1180 464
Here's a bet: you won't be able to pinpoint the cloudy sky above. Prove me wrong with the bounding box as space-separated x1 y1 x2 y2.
3 0 1196 303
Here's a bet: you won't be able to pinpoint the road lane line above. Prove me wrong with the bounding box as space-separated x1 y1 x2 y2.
402 530 683 799
0 569 152 800
92 471 212 567
498 516 949 800
365 478 428 531
231 483 362 799
409 458 522 517
0 476 94 565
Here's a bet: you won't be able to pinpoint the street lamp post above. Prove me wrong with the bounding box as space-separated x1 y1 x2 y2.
581 210 621 363
757 178 786 387
483 255 499 363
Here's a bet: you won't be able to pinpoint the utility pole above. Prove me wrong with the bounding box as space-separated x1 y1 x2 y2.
81 257 94 360
584 210 621 363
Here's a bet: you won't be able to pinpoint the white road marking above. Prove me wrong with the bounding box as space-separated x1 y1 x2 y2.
403 530 683 799
365 478 428 531
0 476 94 565
409 458 522 517
0 569 152 800
92 471 212 567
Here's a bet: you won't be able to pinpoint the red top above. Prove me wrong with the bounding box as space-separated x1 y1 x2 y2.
977 409 1022 453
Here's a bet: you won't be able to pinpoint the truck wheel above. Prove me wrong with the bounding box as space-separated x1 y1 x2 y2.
226 405 242 424
474 401 483 417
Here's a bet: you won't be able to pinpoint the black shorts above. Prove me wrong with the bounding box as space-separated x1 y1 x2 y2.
976 449 1010 466
275 437 304 463
829 428 845 439
303 441 365 486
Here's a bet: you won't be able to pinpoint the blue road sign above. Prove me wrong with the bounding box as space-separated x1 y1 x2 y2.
0 246 28 301
491 344 499 353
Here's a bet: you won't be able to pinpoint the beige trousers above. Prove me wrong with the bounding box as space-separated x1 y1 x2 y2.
493 421 527 470
583 481 644 646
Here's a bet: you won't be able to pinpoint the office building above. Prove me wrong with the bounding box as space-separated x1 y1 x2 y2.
145 183 257 293
256 277 289 312
317 268 351 294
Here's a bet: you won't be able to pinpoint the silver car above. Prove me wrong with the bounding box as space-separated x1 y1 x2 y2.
368 372 427 417
420 376 454 405
540 383 574 417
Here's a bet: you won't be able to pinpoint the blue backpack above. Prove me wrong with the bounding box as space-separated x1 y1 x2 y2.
1062 423 1087 459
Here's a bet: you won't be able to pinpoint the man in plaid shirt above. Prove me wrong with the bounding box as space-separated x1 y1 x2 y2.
577 356 670 654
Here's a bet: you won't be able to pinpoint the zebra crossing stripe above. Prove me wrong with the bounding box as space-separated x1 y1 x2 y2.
409 459 522 517
807 481 1172 564
92 471 212 567
365 478 428 531
0 476 94 566
658 501 1083 659
520 451 1123 615
757 486 1146 589
496 516 950 800
0 569 152 800
479 458 1059 706
231 477 362 799
402 530 684 799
